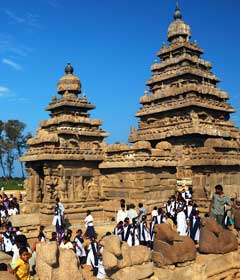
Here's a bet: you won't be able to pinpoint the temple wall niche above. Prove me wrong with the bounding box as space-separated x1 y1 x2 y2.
192 166 240 200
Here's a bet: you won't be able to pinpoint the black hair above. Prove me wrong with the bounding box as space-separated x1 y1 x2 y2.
124 217 130 223
153 206 157 210
142 215 147 221
105 232 111 236
120 204 125 209
19 247 28 255
215 185 223 191
138 202 143 208
165 212 172 219
15 235 28 247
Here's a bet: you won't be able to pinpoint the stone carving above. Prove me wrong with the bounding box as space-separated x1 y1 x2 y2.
25 167 42 202
152 223 196 266
100 235 153 280
199 218 238 254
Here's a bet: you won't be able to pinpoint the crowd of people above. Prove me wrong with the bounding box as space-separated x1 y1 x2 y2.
0 194 20 226
0 184 240 279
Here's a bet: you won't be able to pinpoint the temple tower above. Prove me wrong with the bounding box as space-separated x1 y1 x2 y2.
20 64 108 223
128 4 240 199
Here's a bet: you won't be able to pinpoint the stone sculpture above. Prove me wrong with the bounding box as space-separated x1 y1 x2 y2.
100 235 153 280
152 223 196 266
199 218 238 254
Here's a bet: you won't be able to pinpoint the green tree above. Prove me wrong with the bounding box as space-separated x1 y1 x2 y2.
0 120 6 177
4 120 31 178
4 139 15 178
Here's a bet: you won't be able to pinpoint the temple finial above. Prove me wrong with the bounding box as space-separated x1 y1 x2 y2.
65 63 74 74
174 1 182 20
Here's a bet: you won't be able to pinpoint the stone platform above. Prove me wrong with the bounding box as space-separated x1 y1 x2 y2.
152 248 240 280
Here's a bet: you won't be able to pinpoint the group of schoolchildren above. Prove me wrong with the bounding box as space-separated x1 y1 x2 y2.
0 193 20 226
114 190 201 249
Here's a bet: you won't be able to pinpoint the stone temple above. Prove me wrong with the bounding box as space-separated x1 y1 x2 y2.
20 4 240 224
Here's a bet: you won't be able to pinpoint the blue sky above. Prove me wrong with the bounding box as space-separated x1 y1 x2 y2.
0 0 240 175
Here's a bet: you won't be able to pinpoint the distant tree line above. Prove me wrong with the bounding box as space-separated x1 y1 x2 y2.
0 120 31 179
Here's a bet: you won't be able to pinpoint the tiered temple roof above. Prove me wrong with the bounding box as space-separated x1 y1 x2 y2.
128 4 240 154
21 64 108 162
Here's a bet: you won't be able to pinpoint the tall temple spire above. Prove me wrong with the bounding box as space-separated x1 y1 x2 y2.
65 63 74 74
57 63 81 95
168 2 191 43
174 1 182 20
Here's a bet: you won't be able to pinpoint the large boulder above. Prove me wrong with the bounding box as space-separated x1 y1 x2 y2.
54 249 84 280
110 263 154 280
101 236 153 280
152 223 196 266
0 251 12 263
199 218 238 254
36 242 84 280
0 272 16 280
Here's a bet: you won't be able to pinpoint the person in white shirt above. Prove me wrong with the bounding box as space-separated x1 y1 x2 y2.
56 198 65 216
86 237 98 277
114 221 124 240
131 219 140 246
189 210 201 242
97 246 106 279
84 210 96 238
60 235 74 249
127 204 138 223
184 200 193 221
74 229 86 264
1 225 14 255
176 207 188 236
123 217 133 246
15 227 22 235
8 204 18 216
151 206 158 219
150 208 166 241
139 215 151 247
116 204 128 224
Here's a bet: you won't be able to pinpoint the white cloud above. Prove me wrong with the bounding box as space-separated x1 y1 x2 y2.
0 86 10 96
0 88 30 103
3 9 42 29
2 58 22 71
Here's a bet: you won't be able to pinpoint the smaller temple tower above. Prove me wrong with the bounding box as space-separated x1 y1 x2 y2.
20 64 108 223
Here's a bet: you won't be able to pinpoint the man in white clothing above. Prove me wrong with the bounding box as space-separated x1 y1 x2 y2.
176 207 188 236
116 204 127 223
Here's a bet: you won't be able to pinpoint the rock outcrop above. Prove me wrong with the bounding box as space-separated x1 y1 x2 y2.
100 235 153 280
152 223 196 266
35 242 84 280
199 218 238 254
